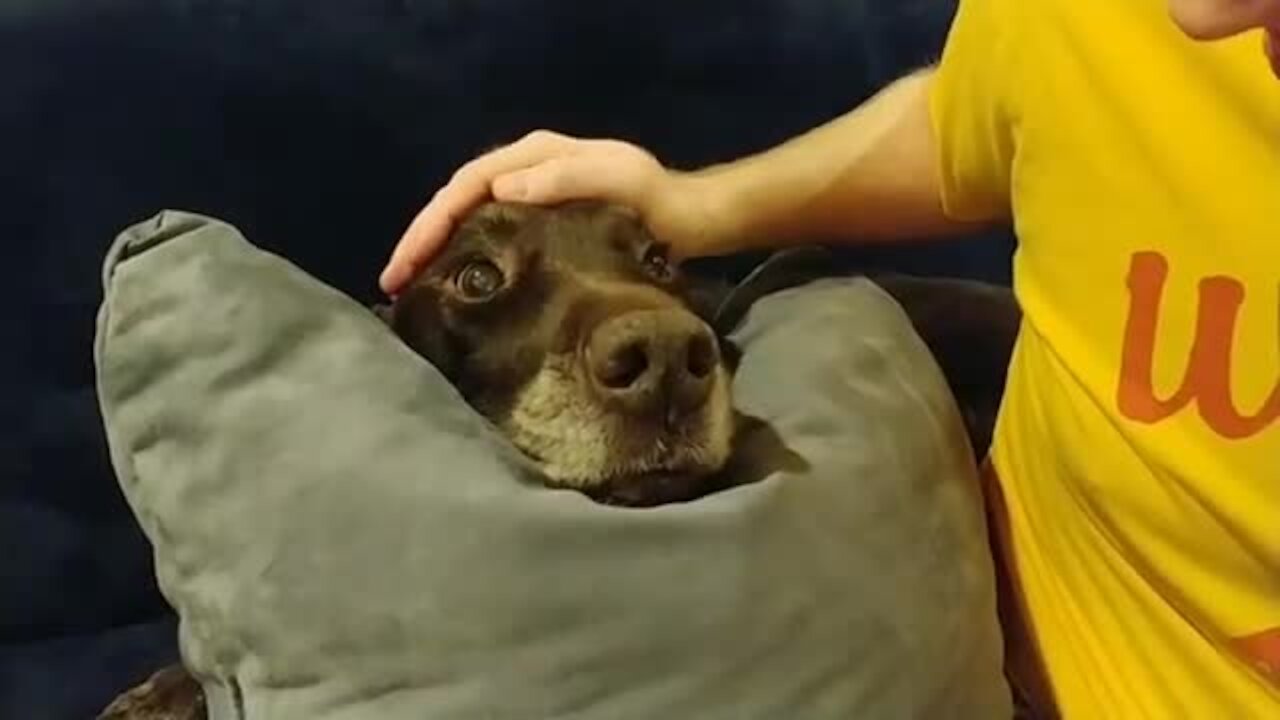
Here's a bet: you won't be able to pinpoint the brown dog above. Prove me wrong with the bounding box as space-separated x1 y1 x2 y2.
374 199 746 506
98 199 1022 720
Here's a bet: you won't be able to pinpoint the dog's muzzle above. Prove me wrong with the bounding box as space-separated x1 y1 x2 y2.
582 308 721 426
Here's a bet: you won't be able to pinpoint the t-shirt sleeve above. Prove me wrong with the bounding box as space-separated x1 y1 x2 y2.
929 0 1023 222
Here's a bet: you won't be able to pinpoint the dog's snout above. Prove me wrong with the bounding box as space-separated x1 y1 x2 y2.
585 310 720 419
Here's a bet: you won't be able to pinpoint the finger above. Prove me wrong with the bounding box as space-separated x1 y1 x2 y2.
385 141 553 281
379 185 464 293
491 151 652 209
380 131 578 293
379 192 454 294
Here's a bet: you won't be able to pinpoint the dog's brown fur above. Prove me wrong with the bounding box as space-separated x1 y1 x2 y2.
99 200 1023 720
97 665 205 720
377 200 743 505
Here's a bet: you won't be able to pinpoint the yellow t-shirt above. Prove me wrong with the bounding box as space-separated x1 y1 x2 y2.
929 0 1280 716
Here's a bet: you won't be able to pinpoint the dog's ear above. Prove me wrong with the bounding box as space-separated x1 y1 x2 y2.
680 272 734 326
674 265 743 371
709 246 839 335
679 250 834 373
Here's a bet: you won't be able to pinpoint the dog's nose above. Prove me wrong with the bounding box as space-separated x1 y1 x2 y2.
585 309 720 420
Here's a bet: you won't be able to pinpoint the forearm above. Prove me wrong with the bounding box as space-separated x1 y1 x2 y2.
683 68 996 254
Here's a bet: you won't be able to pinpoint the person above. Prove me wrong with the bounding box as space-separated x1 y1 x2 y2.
381 0 1280 716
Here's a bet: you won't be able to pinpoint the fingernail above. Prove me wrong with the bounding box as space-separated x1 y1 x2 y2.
379 265 401 292
493 174 527 200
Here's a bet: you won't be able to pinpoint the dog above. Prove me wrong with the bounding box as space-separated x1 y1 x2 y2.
98 199 1022 720
372 199 753 506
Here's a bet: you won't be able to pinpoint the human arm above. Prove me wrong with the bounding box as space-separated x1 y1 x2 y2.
671 67 997 255
380 69 987 294
380 1 1020 295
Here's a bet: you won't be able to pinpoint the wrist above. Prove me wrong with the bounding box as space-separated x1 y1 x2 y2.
665 165 758 258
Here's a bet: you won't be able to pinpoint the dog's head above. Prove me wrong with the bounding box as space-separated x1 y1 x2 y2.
377 200 735 506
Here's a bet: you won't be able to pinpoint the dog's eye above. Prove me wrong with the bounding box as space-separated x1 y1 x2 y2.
642 244 671 280
455 260 504 300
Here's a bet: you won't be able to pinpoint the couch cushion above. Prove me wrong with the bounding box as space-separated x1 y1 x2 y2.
94 210 1010 719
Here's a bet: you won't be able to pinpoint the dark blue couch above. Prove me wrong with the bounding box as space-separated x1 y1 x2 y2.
1 1 1013 717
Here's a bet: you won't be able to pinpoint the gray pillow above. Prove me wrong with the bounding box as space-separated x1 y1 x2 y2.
95 211 1011 719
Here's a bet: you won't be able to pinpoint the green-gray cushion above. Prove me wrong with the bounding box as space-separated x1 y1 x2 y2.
95 210 1011 719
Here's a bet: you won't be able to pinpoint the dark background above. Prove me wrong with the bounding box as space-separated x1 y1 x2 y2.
0 1 1013 716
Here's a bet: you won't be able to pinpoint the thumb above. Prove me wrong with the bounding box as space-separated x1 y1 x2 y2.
491 155 652 208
